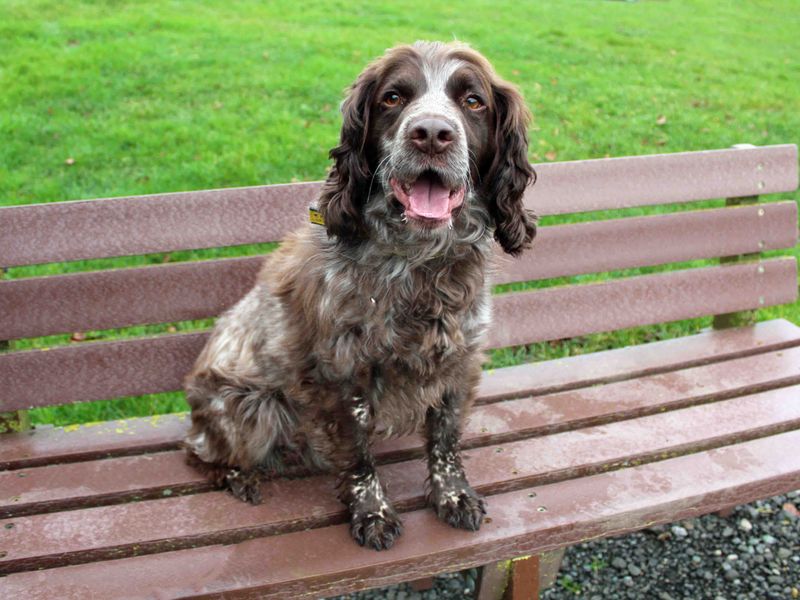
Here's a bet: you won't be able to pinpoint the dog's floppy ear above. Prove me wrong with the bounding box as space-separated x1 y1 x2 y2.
318 65 379 242
486 80 537 256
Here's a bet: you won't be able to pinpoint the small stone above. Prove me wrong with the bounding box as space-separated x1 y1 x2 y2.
611 557 627 569
783 502 800 518
722 526 734 537
738 518 753 532
658 593 674 600
628 564 642 576
762 534 777 544
724 569 739 581
726 554 738 562
671 525 688 538
768 575 784 585
622 575 634 587
691 555 702 565
777 547 792 559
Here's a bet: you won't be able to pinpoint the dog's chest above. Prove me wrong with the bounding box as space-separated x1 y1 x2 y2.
357 259 489 375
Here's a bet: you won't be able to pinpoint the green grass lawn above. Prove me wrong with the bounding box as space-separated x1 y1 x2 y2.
2 0 799 426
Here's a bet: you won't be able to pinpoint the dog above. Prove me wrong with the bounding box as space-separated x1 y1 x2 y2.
183 40 536 551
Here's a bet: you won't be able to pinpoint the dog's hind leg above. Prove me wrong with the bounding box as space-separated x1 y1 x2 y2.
184 371 297 505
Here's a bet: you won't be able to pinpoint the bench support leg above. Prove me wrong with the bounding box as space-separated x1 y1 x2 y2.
538 547 566 590
476 555 541 600
409 576 435 592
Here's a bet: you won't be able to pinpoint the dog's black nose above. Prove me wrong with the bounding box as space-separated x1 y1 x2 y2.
409 117 454 155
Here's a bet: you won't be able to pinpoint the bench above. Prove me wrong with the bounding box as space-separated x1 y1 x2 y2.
1 143 798 599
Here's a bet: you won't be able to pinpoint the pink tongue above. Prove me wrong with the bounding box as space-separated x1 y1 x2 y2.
409 177 451 219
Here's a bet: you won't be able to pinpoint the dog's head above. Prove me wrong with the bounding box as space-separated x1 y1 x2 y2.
318 41 536 256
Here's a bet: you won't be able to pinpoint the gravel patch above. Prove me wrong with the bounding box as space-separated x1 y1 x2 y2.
542 492 800 600
328 493 798 599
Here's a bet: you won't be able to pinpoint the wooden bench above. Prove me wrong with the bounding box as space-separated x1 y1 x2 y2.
1 144 798 599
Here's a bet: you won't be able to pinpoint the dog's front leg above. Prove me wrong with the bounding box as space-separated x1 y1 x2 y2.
425 388 486 530
335 393 403 551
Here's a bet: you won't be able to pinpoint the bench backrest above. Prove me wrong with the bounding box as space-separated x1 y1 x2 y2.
1 144 797 413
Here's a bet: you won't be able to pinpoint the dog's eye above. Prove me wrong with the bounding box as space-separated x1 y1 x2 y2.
382 92 403 107
463 95 485 111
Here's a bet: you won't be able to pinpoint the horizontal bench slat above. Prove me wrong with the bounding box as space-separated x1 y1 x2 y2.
4 345 800 519
529 143 798 216
494 200 798 285
3 202 796 340
0 332 208 412
0 182 319 268
3 429 798 598
488 257 797 349
1 261 796 411
4 319 799 469
1 145 795 267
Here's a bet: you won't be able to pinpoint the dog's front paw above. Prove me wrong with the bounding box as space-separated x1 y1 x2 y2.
433 486 486 531
350 510 403 551
225 468 263 505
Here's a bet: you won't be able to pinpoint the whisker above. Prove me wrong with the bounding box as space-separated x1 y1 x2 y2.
367 155 393 200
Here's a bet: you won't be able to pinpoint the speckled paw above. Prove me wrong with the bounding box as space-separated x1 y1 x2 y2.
225 469 263 505
350 511 404 551
434 487 486 531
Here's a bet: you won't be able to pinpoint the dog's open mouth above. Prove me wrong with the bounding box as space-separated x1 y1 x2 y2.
390 171 465 226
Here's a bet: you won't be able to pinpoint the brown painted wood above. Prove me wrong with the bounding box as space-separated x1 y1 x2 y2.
3 202 796 341
525 144 798 216
1 145 795 268
0 415 190 471
2 429 798 599
0 256 263 341
0 182 319 268
505 556 539 600
4 319 798 469
408 577 435 592
3 385 799 572
2 259 796 412
493 201 797 286
488 258 797 349
6 361 800 520
381 347 800 460
0 332 208 412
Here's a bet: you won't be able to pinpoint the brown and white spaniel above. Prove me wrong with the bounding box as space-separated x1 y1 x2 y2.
184 40 536 550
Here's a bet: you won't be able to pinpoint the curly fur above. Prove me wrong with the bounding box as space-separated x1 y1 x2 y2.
184 40 535 551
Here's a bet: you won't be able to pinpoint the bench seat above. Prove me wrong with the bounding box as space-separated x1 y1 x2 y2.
2 318 800 598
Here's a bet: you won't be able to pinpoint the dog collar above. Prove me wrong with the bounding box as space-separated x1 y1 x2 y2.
309 204 325 226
